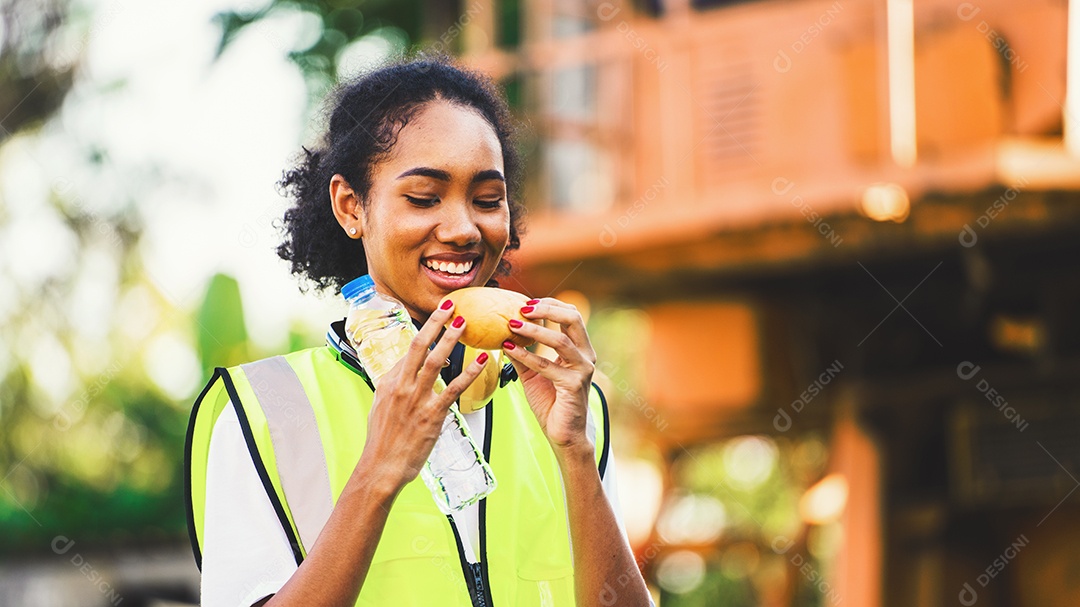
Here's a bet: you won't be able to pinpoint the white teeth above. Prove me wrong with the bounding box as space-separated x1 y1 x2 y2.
425 259 474 275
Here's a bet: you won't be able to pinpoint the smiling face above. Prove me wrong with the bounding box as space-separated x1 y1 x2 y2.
331 99 511 322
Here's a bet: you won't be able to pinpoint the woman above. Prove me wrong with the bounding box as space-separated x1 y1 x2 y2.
185 55 652 607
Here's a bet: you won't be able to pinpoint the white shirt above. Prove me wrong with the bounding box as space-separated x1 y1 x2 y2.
200 401 630 607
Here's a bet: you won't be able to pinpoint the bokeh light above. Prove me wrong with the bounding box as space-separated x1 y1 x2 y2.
723 435 779 490
656 550 707 595
657 491 727 545
799 473 849 526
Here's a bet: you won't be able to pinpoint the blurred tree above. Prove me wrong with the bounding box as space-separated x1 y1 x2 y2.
0 0 249 557
0 0 77 144
0 0 174 543
212 0 460 100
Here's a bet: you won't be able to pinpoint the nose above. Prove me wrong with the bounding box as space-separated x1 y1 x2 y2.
434 199 481 246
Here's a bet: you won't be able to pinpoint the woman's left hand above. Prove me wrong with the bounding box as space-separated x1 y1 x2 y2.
501 297 597 454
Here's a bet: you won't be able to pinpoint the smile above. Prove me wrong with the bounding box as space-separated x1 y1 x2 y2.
424 258 475 275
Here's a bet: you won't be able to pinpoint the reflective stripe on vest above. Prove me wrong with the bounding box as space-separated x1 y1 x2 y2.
186 346 611 606
241 356 334 554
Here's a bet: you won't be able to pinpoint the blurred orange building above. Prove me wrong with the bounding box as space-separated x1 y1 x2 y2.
449 0 1080 605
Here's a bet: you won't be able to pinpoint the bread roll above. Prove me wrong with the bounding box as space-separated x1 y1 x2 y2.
458 346 501 413
439 287 538 350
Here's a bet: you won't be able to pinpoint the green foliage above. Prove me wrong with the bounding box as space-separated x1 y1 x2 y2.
587 307 651 417
660 562 759 607
0 362 190 555
212 0 426 85
0 0 78 145
659 435 830 606
196 273 250 374
496 0 521 49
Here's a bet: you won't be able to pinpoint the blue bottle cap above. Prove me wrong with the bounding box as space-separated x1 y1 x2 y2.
341 275 376 303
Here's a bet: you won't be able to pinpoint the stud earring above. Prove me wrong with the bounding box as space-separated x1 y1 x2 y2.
349 227 357 235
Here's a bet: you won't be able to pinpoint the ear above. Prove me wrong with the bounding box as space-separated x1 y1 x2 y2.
330 174 363 239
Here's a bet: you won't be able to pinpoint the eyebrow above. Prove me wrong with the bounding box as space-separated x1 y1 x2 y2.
396 167 505 184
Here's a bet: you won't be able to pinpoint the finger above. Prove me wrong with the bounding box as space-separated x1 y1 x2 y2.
416 314 468 388
523 296 574 311
433 350 491 410
502 339 586 382
507 316 591 367
401 299 457 373
519 300 594 357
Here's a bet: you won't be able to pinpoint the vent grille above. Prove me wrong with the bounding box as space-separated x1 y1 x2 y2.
696 54 763 179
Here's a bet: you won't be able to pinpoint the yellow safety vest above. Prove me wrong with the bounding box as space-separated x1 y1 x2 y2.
185 344 610 606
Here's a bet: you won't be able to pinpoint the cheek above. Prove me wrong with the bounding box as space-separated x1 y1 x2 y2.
483 211 511 249
369 206 429 248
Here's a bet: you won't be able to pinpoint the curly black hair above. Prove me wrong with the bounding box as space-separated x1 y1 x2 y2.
276 53 526 294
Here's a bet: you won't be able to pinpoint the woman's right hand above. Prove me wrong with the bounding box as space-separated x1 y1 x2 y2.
356 300 489 495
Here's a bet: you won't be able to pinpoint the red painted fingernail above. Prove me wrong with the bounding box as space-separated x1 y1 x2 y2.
503 341 516 350
477 352 489 364
440 299 454 310
521 306 534 314
509 319 523 328
452 316 465 328
526 299 540 305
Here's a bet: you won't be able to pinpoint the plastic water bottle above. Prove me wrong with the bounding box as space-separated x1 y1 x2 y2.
341 275 496 513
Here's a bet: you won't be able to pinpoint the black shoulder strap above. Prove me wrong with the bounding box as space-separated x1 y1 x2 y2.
219 367 305 567
593 382 612 481
184 368 222 570
186 367 306 570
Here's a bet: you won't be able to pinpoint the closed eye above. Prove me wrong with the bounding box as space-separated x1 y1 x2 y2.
475 198 504 209
404 195 438 207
